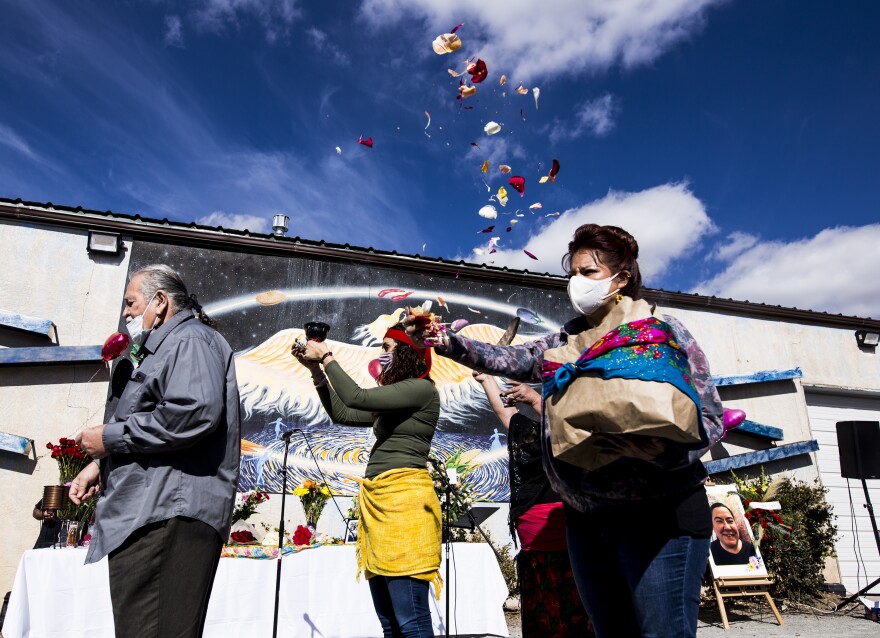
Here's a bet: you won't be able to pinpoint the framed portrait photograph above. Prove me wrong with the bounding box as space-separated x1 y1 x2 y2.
706 484 768 579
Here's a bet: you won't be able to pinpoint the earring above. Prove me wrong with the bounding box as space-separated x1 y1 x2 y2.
615 293 623 304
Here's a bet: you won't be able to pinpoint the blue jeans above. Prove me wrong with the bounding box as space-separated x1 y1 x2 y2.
566 511 710 637
368 576 434 638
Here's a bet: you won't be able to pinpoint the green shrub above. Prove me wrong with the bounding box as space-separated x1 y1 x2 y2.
728 469 837 602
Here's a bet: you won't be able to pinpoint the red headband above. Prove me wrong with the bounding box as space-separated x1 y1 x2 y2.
384 328 432 376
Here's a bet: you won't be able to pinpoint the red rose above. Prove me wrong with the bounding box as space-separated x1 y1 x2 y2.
230 530 255 544
293 525 312 546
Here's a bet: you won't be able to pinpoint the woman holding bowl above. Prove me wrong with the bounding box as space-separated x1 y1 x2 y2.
407 224 723 638
294 324 441 638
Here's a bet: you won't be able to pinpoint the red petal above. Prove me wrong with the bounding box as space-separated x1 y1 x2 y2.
489 248 497 254
468 59 488 84
450 23 464 34
470 141 480 147
508 176 525 196
480 225 495 233
523 250 538 260
358 135 373 148
390 291 414 302
506 226 512 232
549 159 560 182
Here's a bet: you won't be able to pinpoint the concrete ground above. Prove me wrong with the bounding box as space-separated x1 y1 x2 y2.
504 599 878 637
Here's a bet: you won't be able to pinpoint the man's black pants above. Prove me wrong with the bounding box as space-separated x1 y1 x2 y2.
108 517 223 638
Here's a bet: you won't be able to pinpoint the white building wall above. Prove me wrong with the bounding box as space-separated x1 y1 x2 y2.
0 221 130 595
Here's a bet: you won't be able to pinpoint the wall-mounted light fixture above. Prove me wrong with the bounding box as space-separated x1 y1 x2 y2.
272 214 289 237
855 329 880 348
87 231 121 255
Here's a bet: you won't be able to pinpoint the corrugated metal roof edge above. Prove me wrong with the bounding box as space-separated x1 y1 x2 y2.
2 196 879 331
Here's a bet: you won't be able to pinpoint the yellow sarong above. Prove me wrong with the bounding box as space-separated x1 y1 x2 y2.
356 467 443 599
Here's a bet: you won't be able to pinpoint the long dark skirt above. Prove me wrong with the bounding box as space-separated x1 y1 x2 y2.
517 549 594 637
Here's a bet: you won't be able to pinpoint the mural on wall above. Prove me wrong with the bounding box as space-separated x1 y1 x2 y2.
128 241 572 501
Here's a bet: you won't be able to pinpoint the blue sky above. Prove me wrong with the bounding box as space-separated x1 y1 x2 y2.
2 1 878 317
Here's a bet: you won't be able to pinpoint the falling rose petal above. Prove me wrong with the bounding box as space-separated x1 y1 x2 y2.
390 291 415 302
422 243 427 252
516 85 529 95
519 108 525 120
545 212 561 217
424 111 431 137
479 225 495 233
436 296 448 310
497 186 508 207
450 22 464 34
432 33 462 55
532 87 540 109
508 175 526 196
467 307 483 314
470 141 480 148
481 160 489 173
510 219 519 225
499 74 507 85
358 135 373 148
460 84 477 98
515 212 525 217
481 179 491 192
539 175 550 184
478 205 498 219
450 319 469 331
506 226 512 232
448 68 461 77
499 164 511 173
467 59 488 83
529 202 543 210
523 250 538 260
484 121 502 136
335 146 342 155
378 288 406 298
421 300 433 313
549 159 561 182
489 248 497 254
488 236 500 248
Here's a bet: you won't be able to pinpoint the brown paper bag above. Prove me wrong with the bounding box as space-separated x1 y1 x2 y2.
543 297 702 471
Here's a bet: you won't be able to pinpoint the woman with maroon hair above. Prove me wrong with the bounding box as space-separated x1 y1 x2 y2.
406 224 724 638
294 324 441 638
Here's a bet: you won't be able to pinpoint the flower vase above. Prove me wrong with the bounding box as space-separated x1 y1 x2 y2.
306 518 317 534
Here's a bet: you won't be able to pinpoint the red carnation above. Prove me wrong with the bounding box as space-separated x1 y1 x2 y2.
293 525 312 546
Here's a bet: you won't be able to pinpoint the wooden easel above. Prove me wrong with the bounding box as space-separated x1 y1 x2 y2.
712 576 784 631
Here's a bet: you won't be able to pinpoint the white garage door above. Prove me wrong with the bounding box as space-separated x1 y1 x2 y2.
806 392 880 595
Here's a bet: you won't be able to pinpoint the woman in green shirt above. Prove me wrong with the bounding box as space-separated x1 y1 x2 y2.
295 325 441 638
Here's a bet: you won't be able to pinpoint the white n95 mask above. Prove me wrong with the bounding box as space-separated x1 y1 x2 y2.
567 273 620 316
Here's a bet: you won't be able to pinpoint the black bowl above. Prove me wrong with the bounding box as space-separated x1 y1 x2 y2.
304 321 331 342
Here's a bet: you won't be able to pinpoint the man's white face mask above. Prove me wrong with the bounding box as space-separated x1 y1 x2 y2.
567 272 620 316
125 292 158 342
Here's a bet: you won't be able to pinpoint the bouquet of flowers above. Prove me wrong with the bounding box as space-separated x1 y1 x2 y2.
292 524 313 546
231 490 270 524
230 529 256 544
47 437 91 483
46 437 96 525
293 480 332 527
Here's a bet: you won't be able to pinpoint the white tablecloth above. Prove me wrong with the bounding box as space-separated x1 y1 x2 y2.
2 544 509 638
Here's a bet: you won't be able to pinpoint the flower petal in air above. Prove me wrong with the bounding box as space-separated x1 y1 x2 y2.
432 33 462 55
335 146 342 155
484 121 502 135
532 87 540 109
538 175 550 184
498 164 511 174
523 250 538 260
358 135 373 148
516 85 528 95
549 159 560 182
497 186 508 207
450 23 464 33
481 160 489 173
529 202 542 210
478 205 498 219
480 225 495 233
499 74 507 85
508 176 525 196
460 84 477 98
467 59 488 84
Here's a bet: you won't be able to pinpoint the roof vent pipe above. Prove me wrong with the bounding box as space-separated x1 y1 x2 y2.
272 214 289 237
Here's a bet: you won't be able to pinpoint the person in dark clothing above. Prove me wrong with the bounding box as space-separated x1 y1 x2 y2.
32 499 62 549
473 372 592 637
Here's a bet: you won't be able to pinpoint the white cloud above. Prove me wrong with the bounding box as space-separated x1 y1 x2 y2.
306 27 350 66
550 94 619 142
359 0 724 81
0 124 36 159
192 0 301 42
466 183 715 280
694 224 880 318
709 230 759 263
164 15 184 47
195 211 271 233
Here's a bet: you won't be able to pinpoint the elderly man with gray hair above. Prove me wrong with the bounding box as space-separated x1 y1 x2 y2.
71 264 240 638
